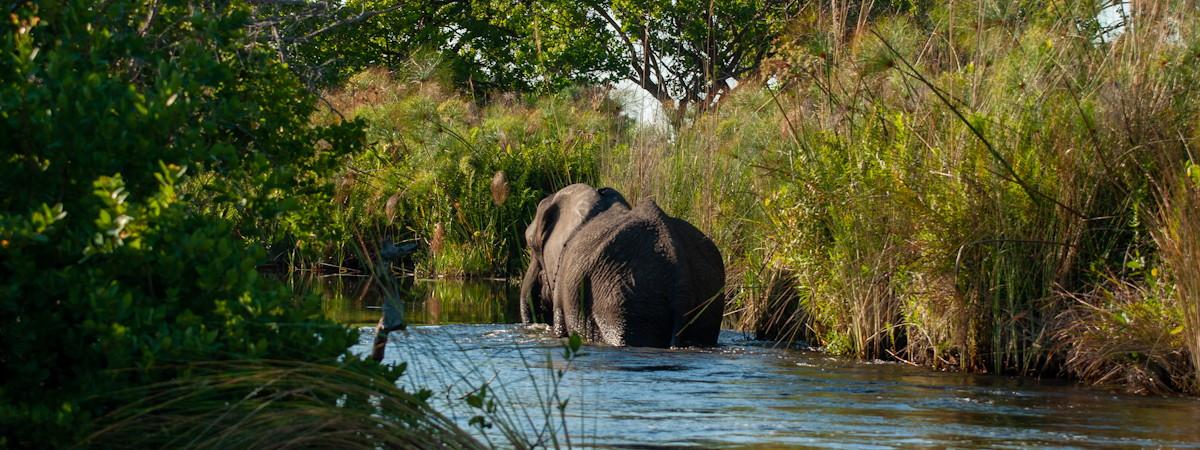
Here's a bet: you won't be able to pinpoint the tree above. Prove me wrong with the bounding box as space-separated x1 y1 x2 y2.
259 0 627 91
597 0 799 111
264 0 801 113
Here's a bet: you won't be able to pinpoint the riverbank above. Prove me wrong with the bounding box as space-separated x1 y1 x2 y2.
313 3 1200 395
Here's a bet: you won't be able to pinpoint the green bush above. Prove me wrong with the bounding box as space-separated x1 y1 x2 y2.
0 1 419 446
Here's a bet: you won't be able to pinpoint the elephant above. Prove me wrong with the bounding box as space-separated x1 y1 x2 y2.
518 184 629 325
519 183 725 347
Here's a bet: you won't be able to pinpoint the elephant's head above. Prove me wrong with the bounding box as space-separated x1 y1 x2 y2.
520 184 628 323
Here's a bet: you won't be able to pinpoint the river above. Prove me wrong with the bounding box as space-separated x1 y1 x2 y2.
317 278 1200 448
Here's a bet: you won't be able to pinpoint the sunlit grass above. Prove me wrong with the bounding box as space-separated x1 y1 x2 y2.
312 67 625 278
600 0 1200 393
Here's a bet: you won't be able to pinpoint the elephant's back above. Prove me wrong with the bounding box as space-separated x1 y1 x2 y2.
630 201 725 285
589 201 725 299
570 210 677 289
665 216 724 290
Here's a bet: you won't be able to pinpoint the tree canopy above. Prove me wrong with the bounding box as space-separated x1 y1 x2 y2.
266 0 802 110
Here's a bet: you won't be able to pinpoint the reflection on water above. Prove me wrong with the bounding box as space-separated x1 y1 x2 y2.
304 277 518 326
315 280 1200 447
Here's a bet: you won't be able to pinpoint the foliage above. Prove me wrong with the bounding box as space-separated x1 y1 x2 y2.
604 0 803 109
266 0 626 91
314 68 627 277
0 0 452 446
1154 160 1200 393
268 0 804 115
602 0 1200 393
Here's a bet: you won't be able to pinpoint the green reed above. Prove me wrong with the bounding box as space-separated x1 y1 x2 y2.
600 0 1200 393
310 68 625 279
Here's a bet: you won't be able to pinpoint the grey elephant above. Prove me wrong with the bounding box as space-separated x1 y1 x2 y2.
519 183 725 347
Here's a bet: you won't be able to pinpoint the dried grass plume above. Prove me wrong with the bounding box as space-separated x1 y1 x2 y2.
430 222 445 254
490 171 509 206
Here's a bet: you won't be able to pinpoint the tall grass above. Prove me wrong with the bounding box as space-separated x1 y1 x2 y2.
312 68 627 278
1154 160 1200 393
1052 277 1189 395
601 0 1200 393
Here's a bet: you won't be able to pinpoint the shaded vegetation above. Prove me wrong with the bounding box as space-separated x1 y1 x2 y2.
265 0 808 115
0 0 477 447
311 277 517 325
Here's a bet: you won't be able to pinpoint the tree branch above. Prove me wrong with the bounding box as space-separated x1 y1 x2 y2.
284 4 405 44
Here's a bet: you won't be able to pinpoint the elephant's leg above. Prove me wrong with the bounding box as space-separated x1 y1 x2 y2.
564 275 592 341
581 276 629 346
672 291 724 347
552 304 567 337
586 276 628 346
552 261 581 339
577 275 600 343
519 258 545 323
554 272 606 342
668 289 695 347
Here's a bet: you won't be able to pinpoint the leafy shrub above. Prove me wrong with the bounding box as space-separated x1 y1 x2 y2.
0 1 423 446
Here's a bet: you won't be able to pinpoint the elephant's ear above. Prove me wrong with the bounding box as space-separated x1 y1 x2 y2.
535 204 561 251
529 196 560 252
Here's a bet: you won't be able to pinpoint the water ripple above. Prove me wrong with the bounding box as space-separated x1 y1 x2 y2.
355 323 1200 448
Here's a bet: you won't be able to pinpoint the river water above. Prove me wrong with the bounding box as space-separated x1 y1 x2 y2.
320 278 1200 448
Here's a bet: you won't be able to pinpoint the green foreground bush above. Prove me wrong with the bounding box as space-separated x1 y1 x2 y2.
0 1 471 446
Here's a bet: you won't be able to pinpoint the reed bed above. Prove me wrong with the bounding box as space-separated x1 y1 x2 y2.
311 68 624 278
601 0 1200 393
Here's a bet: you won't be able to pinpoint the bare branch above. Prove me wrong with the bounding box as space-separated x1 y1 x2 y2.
245 0 316 6
285 4 405 44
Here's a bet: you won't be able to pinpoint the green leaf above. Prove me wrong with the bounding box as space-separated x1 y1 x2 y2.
568 332 582 355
